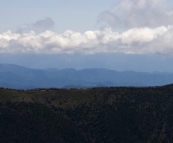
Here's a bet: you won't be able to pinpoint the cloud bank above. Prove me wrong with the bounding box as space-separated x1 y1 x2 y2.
0 25 173 55
1 0 173 55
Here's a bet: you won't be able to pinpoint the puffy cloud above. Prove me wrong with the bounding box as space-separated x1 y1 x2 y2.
0 25 173 55
98 0 173 30
4 0 172 56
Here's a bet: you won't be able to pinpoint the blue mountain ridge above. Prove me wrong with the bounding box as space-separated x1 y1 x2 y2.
0 64 173 89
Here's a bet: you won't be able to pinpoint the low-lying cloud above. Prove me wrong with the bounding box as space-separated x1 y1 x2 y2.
1 0 172 56
0 25 173 55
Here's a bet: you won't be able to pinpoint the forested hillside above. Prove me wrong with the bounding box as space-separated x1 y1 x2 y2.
0 85 173 142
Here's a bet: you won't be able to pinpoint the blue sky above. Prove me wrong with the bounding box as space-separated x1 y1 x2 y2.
0 0 117 33
1 0 173 72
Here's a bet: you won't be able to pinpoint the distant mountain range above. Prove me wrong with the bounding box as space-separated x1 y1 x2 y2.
0 64 173 89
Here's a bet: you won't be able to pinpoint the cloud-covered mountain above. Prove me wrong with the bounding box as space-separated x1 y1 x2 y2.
1 64 173 89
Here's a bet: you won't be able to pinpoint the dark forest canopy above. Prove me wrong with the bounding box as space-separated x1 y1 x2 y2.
0 85 173 142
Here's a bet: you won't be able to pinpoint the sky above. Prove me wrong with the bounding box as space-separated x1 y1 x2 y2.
1 0 173 72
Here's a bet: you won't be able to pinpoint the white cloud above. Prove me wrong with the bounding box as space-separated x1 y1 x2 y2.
1 0 172 56
98 0 173 30
0 25 173 55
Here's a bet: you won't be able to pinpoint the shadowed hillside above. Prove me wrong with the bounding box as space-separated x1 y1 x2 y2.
0 85 173 142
